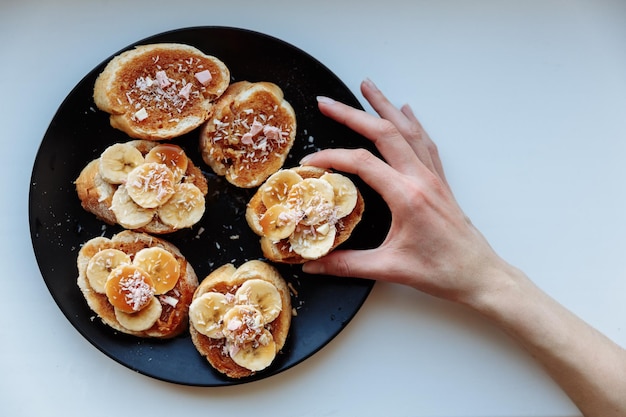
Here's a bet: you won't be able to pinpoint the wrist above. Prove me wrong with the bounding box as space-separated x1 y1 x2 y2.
459 259 532 319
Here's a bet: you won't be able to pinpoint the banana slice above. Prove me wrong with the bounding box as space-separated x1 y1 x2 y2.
99 143 145 184
157 183 205 229
222 305 265 344
321 172 358 219
145 144 189 183
132 247 180 295
115 296 162 331
235 279 282 323
110 184 156 229
86 248 131 294
260 170 303 208
287 178 335 226
189 292 233 338
125 162 176 209
259 204 297 241
228 329 277 372
289 223 337 260
105 265 155 314
93 164 116 200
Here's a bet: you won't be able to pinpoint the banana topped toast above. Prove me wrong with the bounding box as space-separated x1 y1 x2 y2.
77 231 199 338
75 140 208 234
94 43 230 140
199 81 296 188
246 166 364 263
189 260 292 378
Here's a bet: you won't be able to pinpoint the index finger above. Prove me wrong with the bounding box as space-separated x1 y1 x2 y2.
300 148 406 204
317 97 421 177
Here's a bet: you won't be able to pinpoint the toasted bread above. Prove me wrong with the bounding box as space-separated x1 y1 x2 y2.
94 43 230 140
75 140 208 234
189 260 292 378
77 231 198 338
246 165 364 264
199 81 296 188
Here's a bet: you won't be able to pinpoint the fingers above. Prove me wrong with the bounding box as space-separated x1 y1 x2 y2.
302 248 389 281
300 148 405 205
316 96 422 177
303 247 423 288
399 103 450 188
360 79 414 134
358 79 448 185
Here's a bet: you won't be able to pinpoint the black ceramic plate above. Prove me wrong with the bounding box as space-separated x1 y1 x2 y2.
29 27 390 386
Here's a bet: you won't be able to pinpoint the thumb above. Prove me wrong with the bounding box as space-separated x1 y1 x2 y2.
302 248 384 280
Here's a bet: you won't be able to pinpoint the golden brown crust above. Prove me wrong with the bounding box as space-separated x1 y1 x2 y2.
76 231 198 338
246 166 365 264
74 140 208 234
199 81 296 188
94 43 230 140
189 261 292 379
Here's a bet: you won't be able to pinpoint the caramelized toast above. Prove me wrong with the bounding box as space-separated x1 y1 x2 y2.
75 140 208 234
246 166 364 263
189 260 292 378
94 43 230 140
199 81 296 188
76 231 199 338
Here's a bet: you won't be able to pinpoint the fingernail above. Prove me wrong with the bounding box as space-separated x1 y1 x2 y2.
401 103 414 116
363 78 379 91
316 96 335 105
302 261 323 274
299 154 313 165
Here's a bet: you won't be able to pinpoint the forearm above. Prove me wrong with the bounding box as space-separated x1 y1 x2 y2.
466 264 626 417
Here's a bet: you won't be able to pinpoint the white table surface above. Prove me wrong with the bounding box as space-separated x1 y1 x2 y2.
2 1 625 416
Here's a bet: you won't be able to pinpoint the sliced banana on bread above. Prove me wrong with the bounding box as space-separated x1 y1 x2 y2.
245 166 365 263
93 43 230 140
75 140 208 234
76 231 199 338
189 260 292 378
199 81 296 188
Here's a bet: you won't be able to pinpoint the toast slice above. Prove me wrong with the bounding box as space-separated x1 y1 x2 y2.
75 140 208 234
94 43 230 140
189 260 292 378
199 81 296 188
245 166 365 264
77 231 199 338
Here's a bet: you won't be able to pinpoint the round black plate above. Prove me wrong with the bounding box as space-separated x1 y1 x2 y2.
29 27 390 386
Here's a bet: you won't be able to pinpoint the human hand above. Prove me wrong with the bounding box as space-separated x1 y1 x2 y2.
302 81 626 417
301 79 512 304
